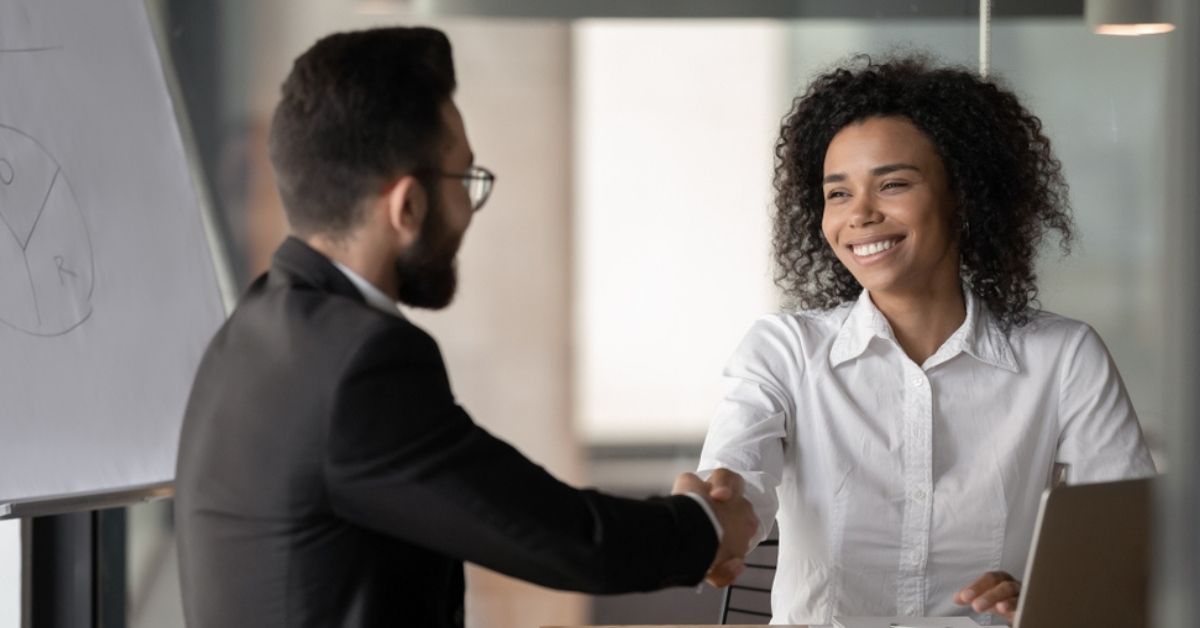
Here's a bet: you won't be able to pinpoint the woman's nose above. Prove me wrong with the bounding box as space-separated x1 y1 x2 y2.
847 196 882 228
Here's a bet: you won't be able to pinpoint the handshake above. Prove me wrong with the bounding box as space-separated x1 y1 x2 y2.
672 468 760 588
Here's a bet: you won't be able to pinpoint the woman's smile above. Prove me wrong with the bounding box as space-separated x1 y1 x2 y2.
847 235 905 262
821 116 960 299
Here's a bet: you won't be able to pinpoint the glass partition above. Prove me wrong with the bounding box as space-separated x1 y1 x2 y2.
107 4 1183 627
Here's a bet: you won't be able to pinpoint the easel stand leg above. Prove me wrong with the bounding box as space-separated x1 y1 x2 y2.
29 510 126 628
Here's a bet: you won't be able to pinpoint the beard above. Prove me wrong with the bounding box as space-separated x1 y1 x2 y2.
395 195 463 310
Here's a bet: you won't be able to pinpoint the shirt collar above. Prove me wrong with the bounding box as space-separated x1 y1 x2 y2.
829 290 895 367
829 286 1018 372
331 261 405 318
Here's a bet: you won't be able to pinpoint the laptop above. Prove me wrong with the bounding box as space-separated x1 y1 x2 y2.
835 476 1153 628
1011 476 1152 628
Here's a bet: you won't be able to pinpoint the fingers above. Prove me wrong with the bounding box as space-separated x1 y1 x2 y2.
707 468 745 502
705 491 759 587
672 472 707 496
954 570 1011 604
673 468 745 504
675 468 757 590
969 579 1019 613
956 571 1020 622
993 599 1018 623
704 557 746 588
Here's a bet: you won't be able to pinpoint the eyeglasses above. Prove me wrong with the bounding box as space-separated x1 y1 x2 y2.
433 165 495 212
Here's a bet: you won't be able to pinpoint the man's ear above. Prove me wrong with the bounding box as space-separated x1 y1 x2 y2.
384 175 426 249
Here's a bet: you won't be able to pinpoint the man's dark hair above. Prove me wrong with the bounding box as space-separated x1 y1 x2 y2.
773 54 1073 329
268 27 456 237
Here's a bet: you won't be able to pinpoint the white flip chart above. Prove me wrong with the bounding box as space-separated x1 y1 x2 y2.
0 0 226 508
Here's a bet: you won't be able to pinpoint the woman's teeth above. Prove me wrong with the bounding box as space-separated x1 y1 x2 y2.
852 239 899 257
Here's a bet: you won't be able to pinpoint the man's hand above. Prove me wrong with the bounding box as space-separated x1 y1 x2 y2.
673 469 759 588
955 571 1020 624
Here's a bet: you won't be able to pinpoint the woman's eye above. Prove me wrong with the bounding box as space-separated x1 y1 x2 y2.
881 180 909 191
826 189 848 200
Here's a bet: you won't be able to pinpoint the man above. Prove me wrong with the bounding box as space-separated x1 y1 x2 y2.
174 26 757 628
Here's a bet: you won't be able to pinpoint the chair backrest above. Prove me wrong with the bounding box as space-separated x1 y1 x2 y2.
718 537 778 624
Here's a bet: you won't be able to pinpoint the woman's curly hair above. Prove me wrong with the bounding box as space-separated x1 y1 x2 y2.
773 54 1073 328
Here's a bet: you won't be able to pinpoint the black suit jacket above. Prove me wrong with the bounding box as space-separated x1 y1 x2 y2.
175 237 717 628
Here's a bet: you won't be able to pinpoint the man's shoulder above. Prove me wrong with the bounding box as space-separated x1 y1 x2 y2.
212 277 439 376
247 273 421 332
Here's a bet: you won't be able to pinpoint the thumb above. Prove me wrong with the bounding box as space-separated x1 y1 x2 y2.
705 557 747 588
672 471 708 496
707 468 745 502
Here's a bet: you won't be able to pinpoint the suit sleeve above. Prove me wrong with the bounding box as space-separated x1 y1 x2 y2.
322 321 717 593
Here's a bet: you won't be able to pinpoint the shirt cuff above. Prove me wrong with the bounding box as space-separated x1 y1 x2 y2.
682 491 722 542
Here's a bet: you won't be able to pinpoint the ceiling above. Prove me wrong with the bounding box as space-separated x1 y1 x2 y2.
412 0 1084 19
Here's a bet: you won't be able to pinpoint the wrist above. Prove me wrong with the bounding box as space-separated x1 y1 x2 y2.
681 491 723 542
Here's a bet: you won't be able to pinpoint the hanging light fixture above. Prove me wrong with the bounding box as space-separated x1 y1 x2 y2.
1086 0 1175 36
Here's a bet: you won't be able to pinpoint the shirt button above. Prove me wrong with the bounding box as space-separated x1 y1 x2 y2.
913 488 927 501
912 378 925 387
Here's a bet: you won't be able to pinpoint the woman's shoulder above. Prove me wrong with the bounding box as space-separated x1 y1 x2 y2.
724 304 853 378
750 302 855 341
1004 307 1103 350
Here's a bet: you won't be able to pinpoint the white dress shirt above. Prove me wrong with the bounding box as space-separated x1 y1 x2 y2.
332 261 406 317
698 288 1155 624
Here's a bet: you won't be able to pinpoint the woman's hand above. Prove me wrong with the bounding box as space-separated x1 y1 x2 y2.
955 570 1021 624
672 470 758 587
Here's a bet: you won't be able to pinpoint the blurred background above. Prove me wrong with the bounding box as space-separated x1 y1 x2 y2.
2 0 1194 626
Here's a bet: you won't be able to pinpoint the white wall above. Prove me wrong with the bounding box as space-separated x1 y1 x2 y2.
0 519 19 628
573 20 785 444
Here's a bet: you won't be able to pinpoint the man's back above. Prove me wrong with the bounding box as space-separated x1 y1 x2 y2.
176 238 464 627
175 238 719 628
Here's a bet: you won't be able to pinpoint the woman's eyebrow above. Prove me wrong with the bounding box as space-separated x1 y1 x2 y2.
823 163 922 184
822 172 847 184
872 163 921 176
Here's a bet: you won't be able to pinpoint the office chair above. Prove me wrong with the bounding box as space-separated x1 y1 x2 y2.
717 536 778 624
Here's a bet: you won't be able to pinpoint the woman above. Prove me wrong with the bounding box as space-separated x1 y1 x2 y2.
697 55 1155 625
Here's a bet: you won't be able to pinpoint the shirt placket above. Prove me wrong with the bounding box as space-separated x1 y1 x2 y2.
897 365 934 616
